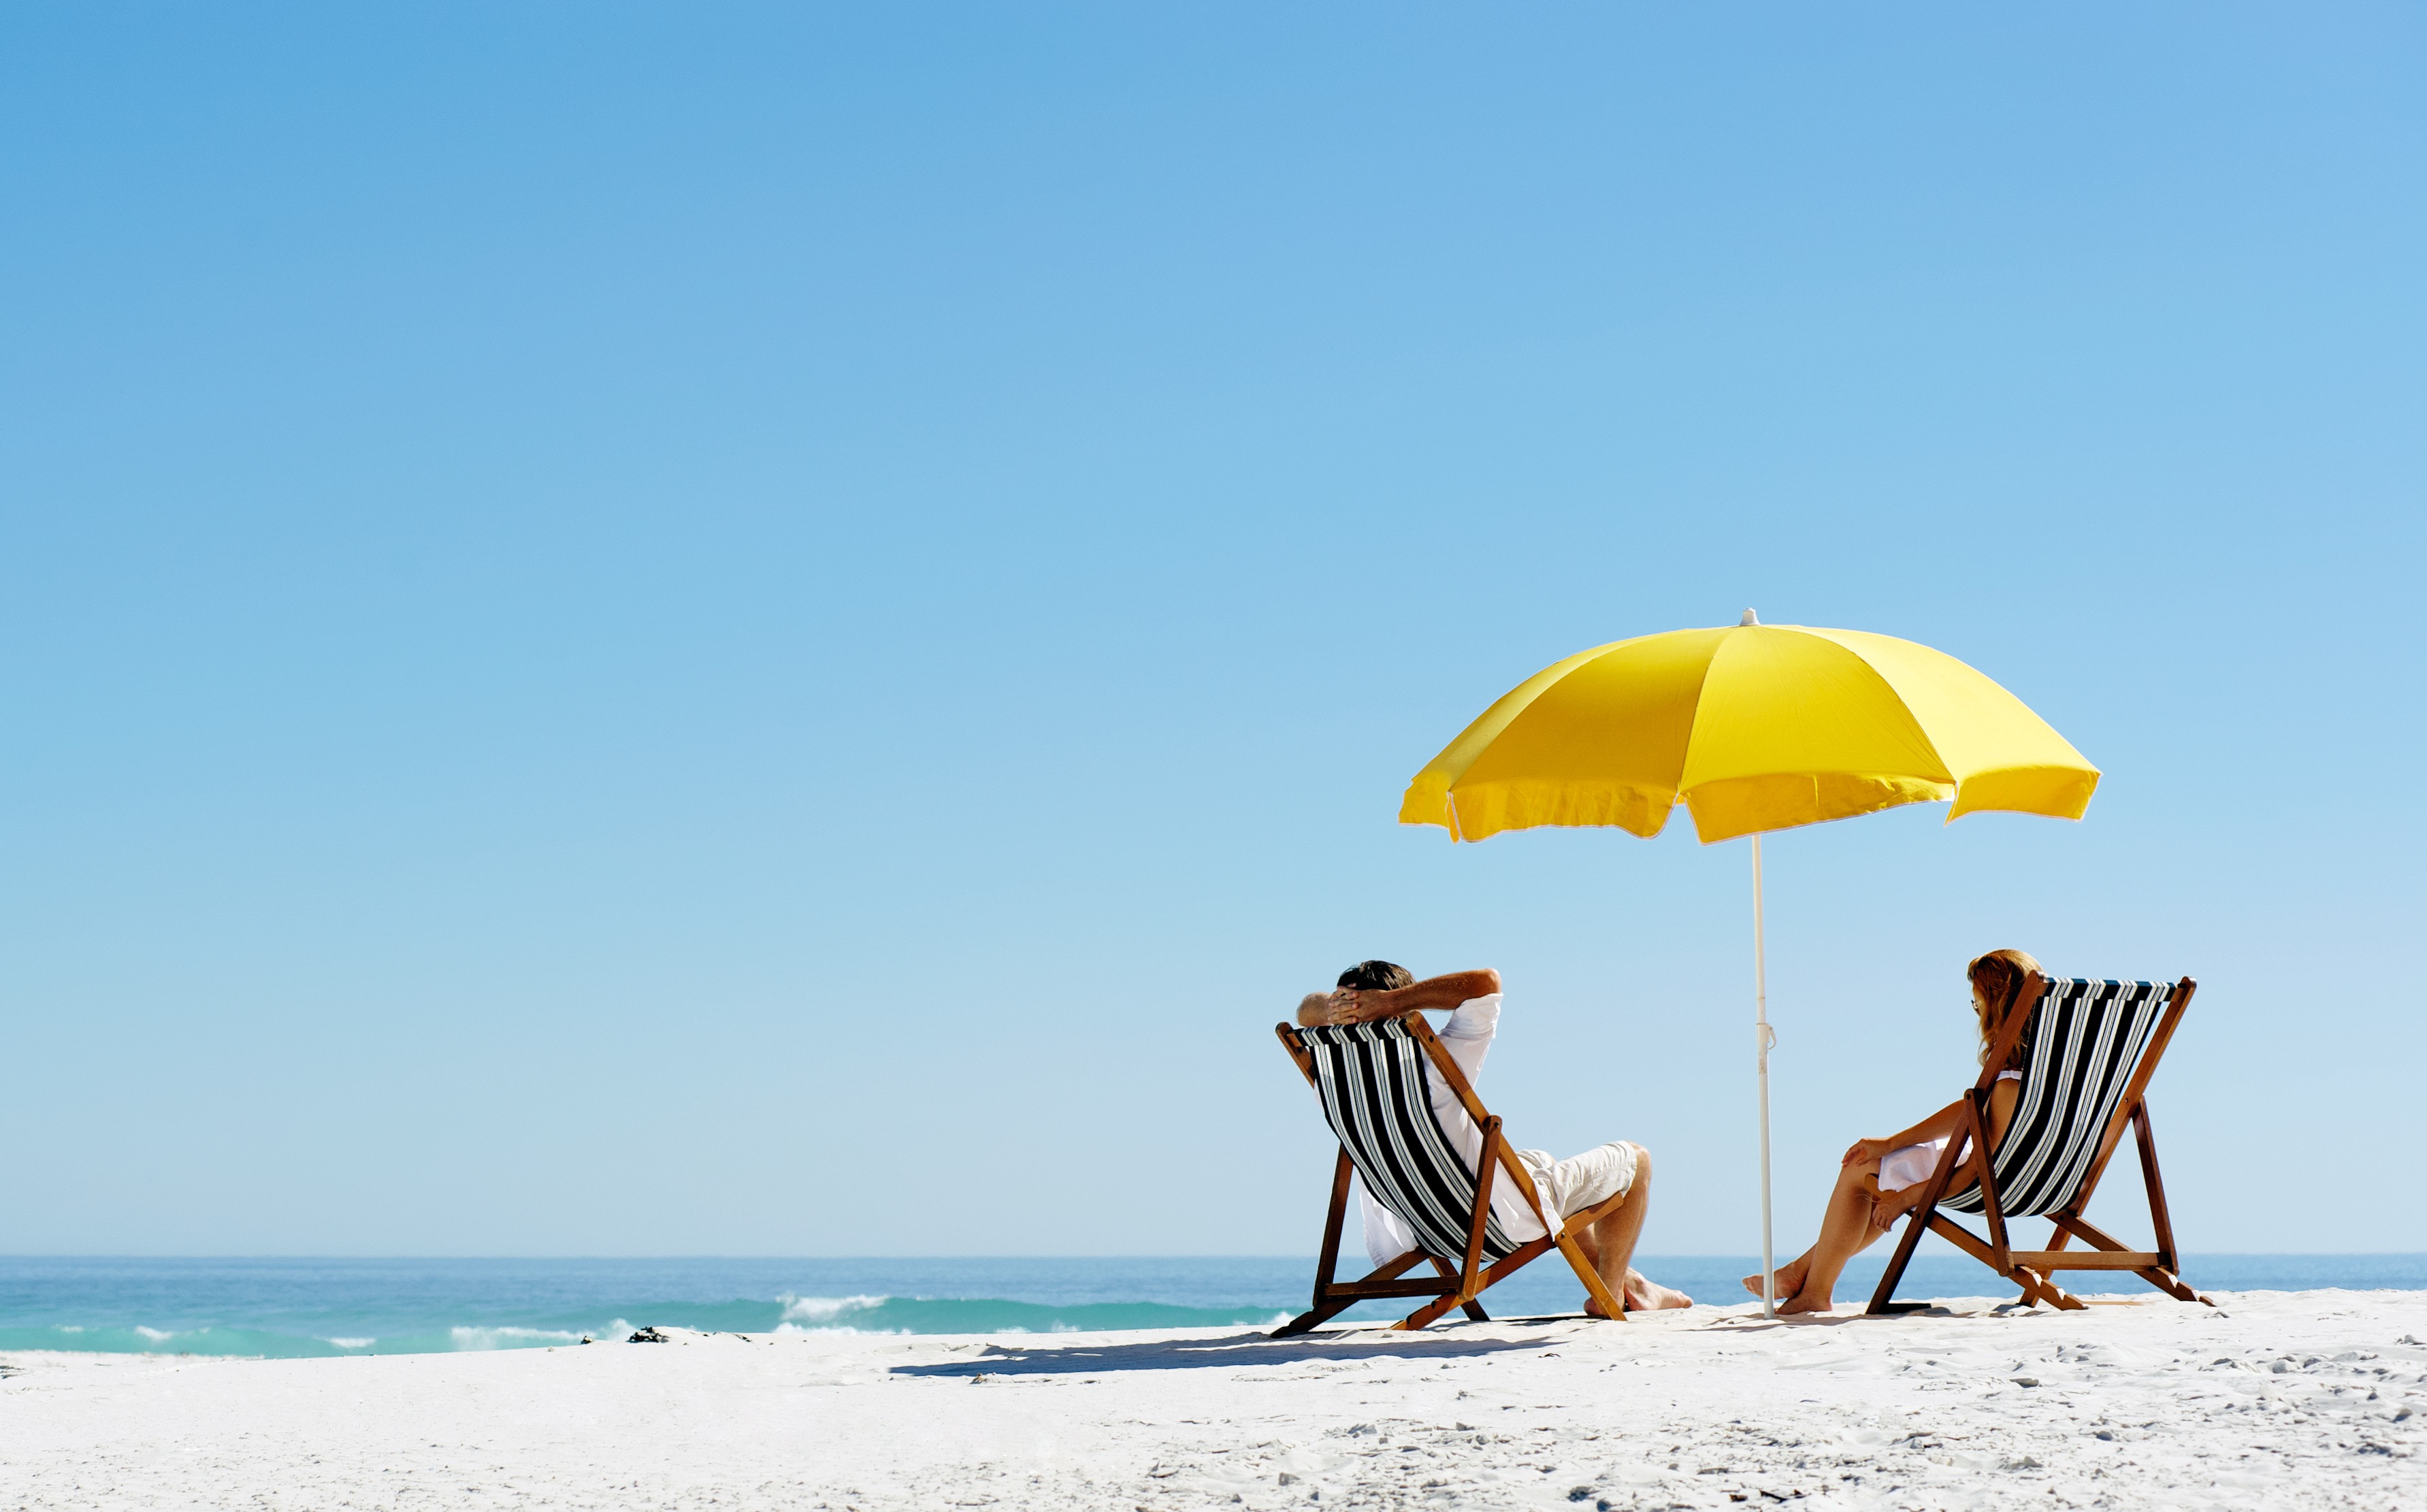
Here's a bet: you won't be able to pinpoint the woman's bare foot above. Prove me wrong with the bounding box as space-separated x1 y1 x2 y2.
1774 1287 1838 1315
1742 1260 1807 1299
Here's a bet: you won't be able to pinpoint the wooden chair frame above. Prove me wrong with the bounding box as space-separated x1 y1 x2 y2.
1867 972 2212 1315
1271 1012 1631 1336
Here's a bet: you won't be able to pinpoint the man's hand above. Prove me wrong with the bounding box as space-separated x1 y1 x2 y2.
1297 990 1378 1027
1295 987 1397 1027
1324 987 1392 1024
1330 995 1407 1029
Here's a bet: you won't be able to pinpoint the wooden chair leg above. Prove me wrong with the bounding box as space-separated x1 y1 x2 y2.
1430 1257 1489 1321
1458 1119 1503 1302
1908 1215 2072 1309
1398 1184 1637 1332
1395 1290 1464 1331
1309 1148 1354 1306
1555 1229 1627 1321
2131 1102 2205 1305
1395 1120 1507 1332
1270 1294 1357 1338
1969 1102 2015 1272
1867 1121 1976 1316
2053 1211 2212 1308
2132 1266 2209 1304
1397 1232 1619 1332
1866 1203 1934 1315
2009 1263 2083 1310
1273 1251 1428 1337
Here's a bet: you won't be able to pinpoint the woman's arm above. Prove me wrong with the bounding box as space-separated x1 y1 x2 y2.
1299 969 1503 1028
1842 1098 1969 1168
1985 1079 2021 1148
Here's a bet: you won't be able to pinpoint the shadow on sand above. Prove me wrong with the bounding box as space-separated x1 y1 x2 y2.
891 1320 1578 1378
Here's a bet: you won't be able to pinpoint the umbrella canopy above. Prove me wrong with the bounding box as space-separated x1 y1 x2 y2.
1399 621 2098 844
1397 614 2098 1316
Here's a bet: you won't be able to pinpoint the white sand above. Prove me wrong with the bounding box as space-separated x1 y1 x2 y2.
2 1290 2421 1509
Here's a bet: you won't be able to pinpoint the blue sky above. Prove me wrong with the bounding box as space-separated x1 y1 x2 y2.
1 5 2420 1258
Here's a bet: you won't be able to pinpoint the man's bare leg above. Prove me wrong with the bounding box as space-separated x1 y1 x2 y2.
1578 1149 1691 1315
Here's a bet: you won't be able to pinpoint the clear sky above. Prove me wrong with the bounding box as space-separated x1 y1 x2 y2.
1 5 2420 1259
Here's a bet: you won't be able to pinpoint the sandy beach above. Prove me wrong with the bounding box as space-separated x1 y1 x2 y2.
2 1289 2418 1511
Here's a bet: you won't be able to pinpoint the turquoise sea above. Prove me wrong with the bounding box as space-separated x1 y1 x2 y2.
3 1255 2420 1360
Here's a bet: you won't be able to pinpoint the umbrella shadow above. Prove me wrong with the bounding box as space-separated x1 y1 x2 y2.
1705 1302 2002 1334
891 1323 1564 1378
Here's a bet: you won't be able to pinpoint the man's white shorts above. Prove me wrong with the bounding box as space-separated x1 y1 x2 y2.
1516 1139 1644 1221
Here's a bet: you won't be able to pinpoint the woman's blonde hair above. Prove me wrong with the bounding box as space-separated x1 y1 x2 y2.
1969 948 2045 1069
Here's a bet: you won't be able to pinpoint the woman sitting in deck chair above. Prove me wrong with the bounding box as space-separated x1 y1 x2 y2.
1746 949 2041 1315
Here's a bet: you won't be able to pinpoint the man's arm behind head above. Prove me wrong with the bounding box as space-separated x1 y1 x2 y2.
1296 968 1501 1028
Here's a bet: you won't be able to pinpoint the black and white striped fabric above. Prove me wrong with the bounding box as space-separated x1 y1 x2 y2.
1297 1017 1522 1265
1943 978 2175 1219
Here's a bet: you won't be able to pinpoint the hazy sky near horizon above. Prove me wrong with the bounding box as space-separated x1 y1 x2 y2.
2 5 2421 1260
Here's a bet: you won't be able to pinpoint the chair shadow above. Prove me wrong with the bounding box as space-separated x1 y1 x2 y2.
890 1322 1568 1378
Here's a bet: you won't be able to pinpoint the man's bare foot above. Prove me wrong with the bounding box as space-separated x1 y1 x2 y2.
1579 1272 1691 1317
1625 1270 1693 1310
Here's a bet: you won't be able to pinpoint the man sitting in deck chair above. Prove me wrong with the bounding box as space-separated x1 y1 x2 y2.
1301 962 1693 1315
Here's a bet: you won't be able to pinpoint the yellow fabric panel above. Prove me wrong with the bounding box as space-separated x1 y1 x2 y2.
1399 628 1724 836
1682 771 1955 844
1439 778 1678 842
1459 629 1724 786
1680 627 1952 787
1944 763 2100 823
1397 638 1632 831
1794 627 2098 797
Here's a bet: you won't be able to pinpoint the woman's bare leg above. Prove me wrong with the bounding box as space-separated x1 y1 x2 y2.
1745 1243 1823 1300
1774 1162 1906 1315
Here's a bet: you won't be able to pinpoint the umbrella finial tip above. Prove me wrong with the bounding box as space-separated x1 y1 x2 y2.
1740 608 1759 626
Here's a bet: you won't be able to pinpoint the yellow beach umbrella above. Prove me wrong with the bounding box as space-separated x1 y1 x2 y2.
1401 611 2099 1315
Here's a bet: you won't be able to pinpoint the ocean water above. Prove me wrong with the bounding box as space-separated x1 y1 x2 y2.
1 1254 2419 1360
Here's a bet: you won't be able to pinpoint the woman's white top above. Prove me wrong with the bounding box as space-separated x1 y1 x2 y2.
1876 1071 2022 1194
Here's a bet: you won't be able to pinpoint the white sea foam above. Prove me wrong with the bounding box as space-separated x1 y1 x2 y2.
134 1326 176 1343
449 1326 583 1351
777 1320 912 1339
774 1296 900 1336
778 1294 887 1323
326 1338 375 1350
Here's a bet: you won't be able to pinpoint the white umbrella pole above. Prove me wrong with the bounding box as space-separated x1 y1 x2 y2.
1753 832 1775 1319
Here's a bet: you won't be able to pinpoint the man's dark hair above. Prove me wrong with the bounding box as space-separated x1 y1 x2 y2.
1337 959 1415 991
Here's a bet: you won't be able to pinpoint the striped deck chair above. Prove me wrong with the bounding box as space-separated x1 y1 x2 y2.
1271 1013 1630 1336
1868 972 2210 1314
